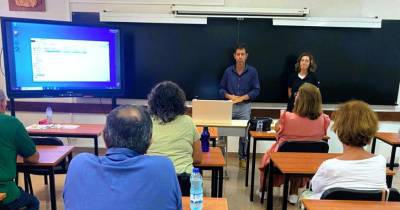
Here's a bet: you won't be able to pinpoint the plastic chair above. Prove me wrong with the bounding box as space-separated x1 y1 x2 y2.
321 187 400 201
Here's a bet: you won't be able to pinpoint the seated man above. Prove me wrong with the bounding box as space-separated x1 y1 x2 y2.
63 105 182 210
0 89 40 210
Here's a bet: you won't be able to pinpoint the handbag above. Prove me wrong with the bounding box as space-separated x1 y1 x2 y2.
248 117 273 131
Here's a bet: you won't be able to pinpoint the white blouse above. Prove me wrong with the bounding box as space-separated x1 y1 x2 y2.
310 154 388 199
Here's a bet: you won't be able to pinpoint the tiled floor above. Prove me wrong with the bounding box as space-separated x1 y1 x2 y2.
20 151 400 210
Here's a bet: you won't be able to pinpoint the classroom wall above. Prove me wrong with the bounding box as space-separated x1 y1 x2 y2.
0 1 399 158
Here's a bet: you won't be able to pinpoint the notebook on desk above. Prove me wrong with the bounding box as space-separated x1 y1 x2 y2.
192 99 233 124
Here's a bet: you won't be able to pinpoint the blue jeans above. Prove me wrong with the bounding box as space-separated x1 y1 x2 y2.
232 103 251 160
4 187 39 210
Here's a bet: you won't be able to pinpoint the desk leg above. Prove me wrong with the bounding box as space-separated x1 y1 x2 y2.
23 172 29 193
245 134 251 187
387 146 397 187
211 170 217 197
15 171 19 185
218 167 223 198
371 137 377 153
282 175 289 210
266 162 274 210
94 136 99 156
49 168 57 210
250 138 257 201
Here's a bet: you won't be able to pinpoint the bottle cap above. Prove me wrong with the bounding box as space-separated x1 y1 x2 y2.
192 167 200 173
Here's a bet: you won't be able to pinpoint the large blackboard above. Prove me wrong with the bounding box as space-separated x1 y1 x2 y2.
73 12 400 105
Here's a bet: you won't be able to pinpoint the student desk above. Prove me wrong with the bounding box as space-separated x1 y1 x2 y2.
247 131 330 202
182 196 228 210
17 145 74 210
195 120 247 179
27 124 103 156
302 199 400 210
267 152 395 210
196 127 218 146
195 147 225 198
371 132 400 186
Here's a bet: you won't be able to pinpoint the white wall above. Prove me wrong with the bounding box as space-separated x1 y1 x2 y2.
68 0 400 19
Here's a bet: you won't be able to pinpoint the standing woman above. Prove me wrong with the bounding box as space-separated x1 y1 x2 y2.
287 52 319 112
147 81 202 196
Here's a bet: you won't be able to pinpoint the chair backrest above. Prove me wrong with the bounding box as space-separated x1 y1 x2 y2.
321 187 387 201
389 188 400 201
177 173 191 196
31 137 64 146
278 140 329 153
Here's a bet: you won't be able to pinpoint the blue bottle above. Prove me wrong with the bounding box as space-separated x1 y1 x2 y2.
200 127 210 152
190 167 203 210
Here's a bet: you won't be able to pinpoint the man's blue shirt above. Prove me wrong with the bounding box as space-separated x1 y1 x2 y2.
219 64 260 101
64 147 182 210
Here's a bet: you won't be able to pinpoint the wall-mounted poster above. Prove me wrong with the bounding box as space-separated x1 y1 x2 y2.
9 0 46 12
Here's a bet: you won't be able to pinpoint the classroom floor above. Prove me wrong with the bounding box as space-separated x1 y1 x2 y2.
22 150 400 210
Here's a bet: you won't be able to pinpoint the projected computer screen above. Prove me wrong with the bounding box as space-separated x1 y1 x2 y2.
1 18 123 98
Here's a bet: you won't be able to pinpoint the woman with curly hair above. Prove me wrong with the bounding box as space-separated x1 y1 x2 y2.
309 100 387 199
147 81 202 195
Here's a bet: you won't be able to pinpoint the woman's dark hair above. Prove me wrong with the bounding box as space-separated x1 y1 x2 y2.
147 81 186 123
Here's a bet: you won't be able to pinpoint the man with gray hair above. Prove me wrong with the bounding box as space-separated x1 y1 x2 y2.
0 89 40 210
63 105 182 210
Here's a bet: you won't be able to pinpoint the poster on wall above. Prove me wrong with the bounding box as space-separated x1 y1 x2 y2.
8 0 46 12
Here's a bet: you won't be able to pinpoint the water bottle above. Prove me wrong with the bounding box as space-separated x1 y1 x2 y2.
190 167 203 210
45 106 53 124
200 127 210 152
256 120 263 132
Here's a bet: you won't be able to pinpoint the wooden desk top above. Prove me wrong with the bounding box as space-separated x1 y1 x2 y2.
249 131 330 140
182 197 228 210
0 192 6 201
194 120 248 128
17 145 74 167
195 147 225 167
196 127 218 138
375 132 400 146
302 199 400 210
270 152 394 176
27 124 103 137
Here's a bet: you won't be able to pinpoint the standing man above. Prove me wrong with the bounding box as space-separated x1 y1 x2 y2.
0 89 40 210
219 43 260 169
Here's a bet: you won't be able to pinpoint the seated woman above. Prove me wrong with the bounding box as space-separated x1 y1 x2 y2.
309 100 387 199
259 83 330 203
147 81 202 196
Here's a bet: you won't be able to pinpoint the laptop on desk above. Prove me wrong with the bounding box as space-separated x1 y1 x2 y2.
192 99 233 125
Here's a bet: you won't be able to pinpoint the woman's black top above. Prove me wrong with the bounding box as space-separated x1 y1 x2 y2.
287 72 319 112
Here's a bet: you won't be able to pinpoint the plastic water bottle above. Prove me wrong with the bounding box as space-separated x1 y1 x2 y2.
190 168 203 210
200 127 210 152
256 120 263 132
45 106 53 124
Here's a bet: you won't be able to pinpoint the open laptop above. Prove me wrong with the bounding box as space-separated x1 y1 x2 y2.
192 99 233 124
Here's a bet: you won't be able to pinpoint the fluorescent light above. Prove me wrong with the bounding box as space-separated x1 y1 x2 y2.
172 6 309 18
273 17 381 28
100 11 207 25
